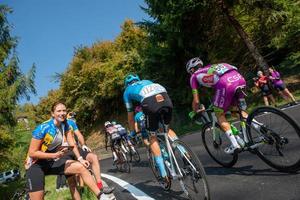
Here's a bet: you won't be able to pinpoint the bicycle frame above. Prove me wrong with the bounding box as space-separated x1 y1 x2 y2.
207 108 265 151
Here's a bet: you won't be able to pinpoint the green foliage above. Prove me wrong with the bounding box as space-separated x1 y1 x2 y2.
0 5 36 171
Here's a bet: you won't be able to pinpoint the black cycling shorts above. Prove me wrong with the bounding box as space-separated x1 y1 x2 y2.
260 84 272 96
141 92 173 131
79 147 89 160
26 151 75 192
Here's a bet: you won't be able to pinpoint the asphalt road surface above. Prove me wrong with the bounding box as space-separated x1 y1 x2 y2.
100 104 300 200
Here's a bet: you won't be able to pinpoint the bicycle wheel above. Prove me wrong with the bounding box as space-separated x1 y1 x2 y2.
247 106 300 172
202 122 238 167
116 149 131 173
131 147 141 163
172 140 210 200
147 140 171 191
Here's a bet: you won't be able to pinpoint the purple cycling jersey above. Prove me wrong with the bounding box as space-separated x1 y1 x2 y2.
270 71 283 87
190 63 246 112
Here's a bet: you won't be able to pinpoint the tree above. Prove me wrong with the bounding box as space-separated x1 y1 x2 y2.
0 5 36 169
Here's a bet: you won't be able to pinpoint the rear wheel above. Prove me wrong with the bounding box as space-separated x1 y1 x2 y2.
202 122 238 168
247 106 300 172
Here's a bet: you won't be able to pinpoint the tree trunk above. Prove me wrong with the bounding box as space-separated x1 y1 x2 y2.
218 0 269 75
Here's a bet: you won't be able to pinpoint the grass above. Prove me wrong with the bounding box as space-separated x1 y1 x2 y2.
44 176 96 200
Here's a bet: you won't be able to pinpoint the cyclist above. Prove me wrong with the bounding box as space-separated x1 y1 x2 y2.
66 112 113 193
25 102 113 200
104 121 121 164
134 106 150 146
123 74 180 185
111 120 136 153
186 58 251 154
268 67 297 105
253 71 276 106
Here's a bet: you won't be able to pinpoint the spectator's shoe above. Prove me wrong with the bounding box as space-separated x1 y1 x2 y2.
101 186 115 194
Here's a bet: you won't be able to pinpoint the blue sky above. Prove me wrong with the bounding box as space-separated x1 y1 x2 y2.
2 0 150 104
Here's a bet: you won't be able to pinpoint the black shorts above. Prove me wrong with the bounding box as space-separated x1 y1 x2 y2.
260 84 272 96
141 92 173 131
274 83 286 91
26 151 75 192
79 147 89 159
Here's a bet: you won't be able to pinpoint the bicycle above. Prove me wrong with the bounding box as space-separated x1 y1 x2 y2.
192 88 300 172
113 137 131 173
120 134 141 163
147 112 210 200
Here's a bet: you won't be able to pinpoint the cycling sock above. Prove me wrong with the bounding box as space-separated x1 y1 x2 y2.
154 156 167 177
225 130 240 147
97 181 103 190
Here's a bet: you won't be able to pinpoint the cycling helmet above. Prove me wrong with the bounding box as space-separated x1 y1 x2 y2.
104 121 112 127
186 57 203 73
111 121 117 125
124 74 140 87
134 105 142 113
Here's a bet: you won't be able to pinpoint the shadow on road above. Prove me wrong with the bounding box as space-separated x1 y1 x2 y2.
204 165 299 176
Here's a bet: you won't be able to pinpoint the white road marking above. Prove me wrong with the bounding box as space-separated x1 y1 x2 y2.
102 173 155 200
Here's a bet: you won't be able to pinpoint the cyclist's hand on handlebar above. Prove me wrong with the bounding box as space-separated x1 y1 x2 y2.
196 104 206 113
82 145 91 152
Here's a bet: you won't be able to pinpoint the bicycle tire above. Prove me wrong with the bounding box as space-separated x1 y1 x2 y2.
131 147 141 163
11 189 29 200
202 122 238 168
147 137 171 191
172 140 210 200
247 106 300 172
115 147 131 173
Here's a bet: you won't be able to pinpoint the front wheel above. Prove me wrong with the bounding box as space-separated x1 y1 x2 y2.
202 122 238 168
247 106 300 172
172 140 210 200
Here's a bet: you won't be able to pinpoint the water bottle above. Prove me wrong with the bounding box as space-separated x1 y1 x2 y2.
230 123 239 136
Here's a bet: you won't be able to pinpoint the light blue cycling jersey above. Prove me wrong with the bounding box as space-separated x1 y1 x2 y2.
123 80 167 112
67 119 79 132
32 118 70 152
134 111 145 123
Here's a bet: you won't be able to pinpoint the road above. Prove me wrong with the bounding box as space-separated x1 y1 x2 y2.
100 104 300 200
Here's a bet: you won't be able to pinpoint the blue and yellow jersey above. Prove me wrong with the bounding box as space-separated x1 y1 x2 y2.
123 80 167 112
32 118 70 152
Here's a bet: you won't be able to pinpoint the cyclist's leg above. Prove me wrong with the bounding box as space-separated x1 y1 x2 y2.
111 140 118 162
26 162 46 200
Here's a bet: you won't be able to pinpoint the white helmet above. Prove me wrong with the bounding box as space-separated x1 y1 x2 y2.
186 57 203 73
104 121 111 127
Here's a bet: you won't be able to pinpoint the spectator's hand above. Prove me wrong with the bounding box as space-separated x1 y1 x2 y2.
53 149 68 159
82 145 91 152
78 157 90 168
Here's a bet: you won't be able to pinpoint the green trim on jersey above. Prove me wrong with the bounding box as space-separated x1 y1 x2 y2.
192 89 198 94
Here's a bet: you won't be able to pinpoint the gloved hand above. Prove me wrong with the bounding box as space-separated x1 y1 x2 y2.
82 145 91 152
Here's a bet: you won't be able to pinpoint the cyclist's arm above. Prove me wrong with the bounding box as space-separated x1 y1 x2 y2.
134 122 140 133
74 129 85 147
28 138 57 159
66 130 82 160
192 90 201 112
127 111 135 131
